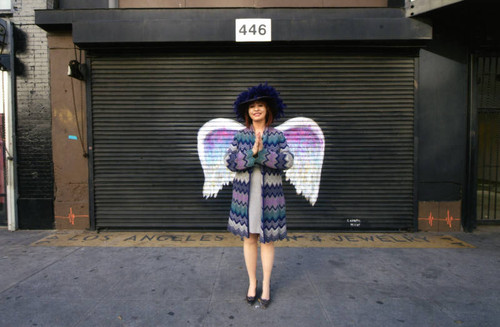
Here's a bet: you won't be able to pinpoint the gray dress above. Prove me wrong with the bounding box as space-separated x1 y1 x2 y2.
248 164 263 234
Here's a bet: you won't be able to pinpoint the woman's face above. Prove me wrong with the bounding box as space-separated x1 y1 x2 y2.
248 100 268 124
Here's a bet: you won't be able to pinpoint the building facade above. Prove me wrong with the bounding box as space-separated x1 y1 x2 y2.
3 0 498 232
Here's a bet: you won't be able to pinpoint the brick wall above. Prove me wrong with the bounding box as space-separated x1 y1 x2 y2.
11 0 54 228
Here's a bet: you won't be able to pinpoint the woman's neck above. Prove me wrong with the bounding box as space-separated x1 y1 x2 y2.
252 121 266 133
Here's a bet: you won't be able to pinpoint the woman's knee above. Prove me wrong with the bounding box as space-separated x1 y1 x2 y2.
244 233 259 245
261 241 274 248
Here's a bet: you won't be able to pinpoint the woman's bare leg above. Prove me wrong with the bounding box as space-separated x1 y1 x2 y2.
243 233 259 297
260 241 275 300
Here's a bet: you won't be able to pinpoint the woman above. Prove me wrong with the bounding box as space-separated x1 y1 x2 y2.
225 83 294 308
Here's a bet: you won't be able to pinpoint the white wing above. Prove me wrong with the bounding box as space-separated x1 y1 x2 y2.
197 118 244 198
277 117 325 206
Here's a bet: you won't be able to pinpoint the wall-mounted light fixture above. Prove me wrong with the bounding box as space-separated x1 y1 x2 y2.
67 59 85 80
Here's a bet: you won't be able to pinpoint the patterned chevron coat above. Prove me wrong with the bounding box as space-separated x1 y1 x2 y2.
225 127 294 243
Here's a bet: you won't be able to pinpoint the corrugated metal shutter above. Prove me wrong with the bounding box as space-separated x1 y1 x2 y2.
90 47 415 230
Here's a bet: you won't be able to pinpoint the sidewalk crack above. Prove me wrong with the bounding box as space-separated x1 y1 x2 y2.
305 267 334 325
206 249 225 314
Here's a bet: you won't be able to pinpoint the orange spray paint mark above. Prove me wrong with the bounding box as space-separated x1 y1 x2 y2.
55 208 88 225
418 209 457 228
425 212 435 226
444 210 455 228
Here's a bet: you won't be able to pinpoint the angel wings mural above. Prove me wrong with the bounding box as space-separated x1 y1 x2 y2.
197 117 325 206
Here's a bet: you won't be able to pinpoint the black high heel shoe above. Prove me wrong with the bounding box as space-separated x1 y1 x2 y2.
258 286 271 309
246 280 258 305
258 296 271 309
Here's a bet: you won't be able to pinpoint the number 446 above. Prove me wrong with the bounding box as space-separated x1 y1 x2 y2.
238 24 267 36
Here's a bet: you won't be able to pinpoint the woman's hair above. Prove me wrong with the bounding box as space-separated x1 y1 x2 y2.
244 101 274 128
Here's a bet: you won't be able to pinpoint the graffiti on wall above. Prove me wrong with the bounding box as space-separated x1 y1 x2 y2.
55 207 88 226
197 117 325 206
419 209 457 228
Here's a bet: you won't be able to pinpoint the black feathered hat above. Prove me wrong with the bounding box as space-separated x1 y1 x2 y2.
233 83 286 121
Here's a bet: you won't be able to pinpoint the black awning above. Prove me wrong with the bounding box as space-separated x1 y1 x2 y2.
35 8 431 45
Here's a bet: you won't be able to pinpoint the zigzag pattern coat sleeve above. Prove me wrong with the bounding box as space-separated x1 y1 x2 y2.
255 130 294 171
224 131 256 172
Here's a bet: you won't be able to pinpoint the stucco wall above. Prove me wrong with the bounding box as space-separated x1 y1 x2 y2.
48 33 89 229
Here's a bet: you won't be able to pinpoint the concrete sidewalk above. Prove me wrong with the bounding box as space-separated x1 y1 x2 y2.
0 227 499 327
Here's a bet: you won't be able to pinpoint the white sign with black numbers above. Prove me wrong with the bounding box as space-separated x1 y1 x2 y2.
235 19 272 42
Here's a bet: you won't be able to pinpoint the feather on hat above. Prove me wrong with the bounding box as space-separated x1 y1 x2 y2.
233 83 286 121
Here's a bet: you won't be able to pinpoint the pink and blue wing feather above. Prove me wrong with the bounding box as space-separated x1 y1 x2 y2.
277 118 325 206
197 118 243 198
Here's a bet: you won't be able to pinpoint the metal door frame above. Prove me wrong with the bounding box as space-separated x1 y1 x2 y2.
465 52 500 229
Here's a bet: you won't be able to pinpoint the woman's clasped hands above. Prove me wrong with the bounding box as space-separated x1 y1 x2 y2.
252 132 263 156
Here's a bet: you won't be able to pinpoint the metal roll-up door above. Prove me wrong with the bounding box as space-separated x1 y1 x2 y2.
90 47 415 230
